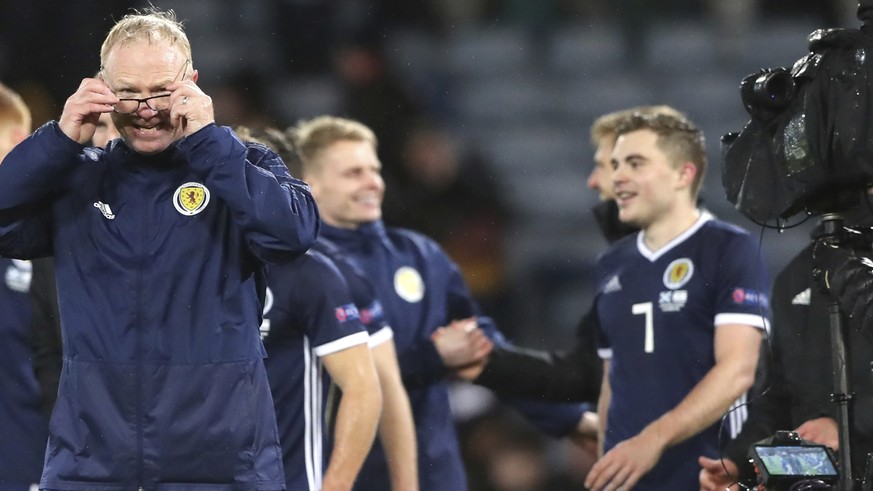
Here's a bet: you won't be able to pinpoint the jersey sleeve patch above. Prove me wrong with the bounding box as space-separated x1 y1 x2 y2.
730 288 769 309
334 303 360 322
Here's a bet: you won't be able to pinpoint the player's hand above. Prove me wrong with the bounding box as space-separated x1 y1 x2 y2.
58 78 118 144
698 456 740 491
167 78 214 137
795 417 839 450
584 431 664 491
432 317 492 369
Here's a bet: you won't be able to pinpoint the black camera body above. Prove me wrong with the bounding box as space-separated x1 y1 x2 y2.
749 431 839 491
722 27 873 223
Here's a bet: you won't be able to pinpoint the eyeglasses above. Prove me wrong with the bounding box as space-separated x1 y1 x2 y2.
110 60 190 114
113 93 172 114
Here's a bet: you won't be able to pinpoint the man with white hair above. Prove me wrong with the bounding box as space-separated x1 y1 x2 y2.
0 9 319 489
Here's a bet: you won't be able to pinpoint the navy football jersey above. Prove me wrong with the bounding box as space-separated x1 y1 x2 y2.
595 214 770 489
261 250 369 490
0 258 47 491
312 240 394 347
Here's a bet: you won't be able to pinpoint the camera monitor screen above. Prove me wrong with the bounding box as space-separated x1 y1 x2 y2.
753 445 838 482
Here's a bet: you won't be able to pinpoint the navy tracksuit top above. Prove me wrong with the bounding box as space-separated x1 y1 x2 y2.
0 122 319 490
319 221 587 491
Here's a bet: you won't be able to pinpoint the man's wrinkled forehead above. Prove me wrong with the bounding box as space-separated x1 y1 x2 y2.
104 38 183 66
102 41 187 88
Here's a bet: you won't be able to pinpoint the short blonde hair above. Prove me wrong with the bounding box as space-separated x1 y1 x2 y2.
615 112 707 198
590 105 685 146
0 82 31 133
100 8 191 69
287 116 377 177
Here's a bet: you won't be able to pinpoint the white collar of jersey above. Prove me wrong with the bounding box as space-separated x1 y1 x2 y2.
636 210 713 262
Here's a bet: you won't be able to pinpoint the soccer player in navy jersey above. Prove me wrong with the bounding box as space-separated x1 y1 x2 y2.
307 239 421 491
260 248 382 491
288 116 590 491
236 126 419 491
584 113 770 490
458 105 687 403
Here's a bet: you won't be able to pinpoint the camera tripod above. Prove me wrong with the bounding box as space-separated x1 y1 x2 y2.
813 213 872 491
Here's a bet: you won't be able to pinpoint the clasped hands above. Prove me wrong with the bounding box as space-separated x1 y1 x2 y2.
432 317 492 379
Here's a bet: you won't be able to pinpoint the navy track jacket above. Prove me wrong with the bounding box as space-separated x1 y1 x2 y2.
0 122 319 490
320 222 586 491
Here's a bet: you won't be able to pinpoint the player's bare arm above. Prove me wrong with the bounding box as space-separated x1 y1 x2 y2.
321 344 383 491
371 339 419 491
587 324 761 490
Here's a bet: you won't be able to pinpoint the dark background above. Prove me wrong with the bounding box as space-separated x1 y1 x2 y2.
0 1 855 488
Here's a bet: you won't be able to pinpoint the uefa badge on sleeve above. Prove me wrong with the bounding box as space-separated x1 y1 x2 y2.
173 182 211 216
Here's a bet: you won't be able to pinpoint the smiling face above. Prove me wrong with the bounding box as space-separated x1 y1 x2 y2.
611 129 695 229
102 40 191 155
305 139 385 229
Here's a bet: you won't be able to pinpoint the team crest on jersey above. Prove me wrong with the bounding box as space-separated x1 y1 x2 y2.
394 266 425 303
173 182 210 216
663 258 694 289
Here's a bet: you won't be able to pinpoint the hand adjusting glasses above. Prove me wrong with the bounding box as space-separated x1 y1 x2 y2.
109 60 189 114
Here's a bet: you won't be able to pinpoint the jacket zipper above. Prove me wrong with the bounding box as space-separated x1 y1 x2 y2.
135 190 148 487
